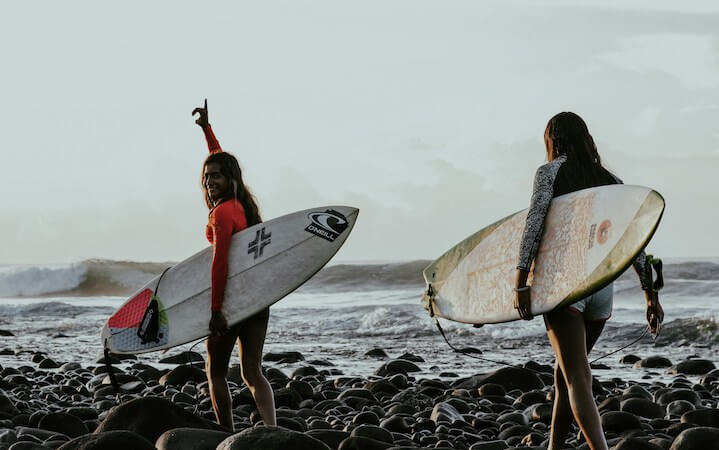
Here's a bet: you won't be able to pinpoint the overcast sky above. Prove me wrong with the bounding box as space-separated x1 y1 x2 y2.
1 0 718 264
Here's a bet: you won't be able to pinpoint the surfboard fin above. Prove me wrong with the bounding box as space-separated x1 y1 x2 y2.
422 284 435 317
137 295 161 344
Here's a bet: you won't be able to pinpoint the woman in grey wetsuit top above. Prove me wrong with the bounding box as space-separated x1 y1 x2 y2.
514 112 664 450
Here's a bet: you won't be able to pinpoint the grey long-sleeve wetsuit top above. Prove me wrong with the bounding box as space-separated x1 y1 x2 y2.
516 155 653 290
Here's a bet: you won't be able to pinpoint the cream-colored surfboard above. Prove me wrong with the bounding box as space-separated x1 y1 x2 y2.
422 185 664 324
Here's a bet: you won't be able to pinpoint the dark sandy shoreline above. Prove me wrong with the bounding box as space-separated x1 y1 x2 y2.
0 346 717 450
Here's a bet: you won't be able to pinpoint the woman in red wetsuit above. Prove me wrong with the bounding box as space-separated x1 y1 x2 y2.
193 99 276 430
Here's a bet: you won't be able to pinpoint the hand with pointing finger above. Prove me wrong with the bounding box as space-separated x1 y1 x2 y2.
192 98 209 128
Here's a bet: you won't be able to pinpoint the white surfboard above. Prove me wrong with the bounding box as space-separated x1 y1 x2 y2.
102 206 359 354
422 185 664 324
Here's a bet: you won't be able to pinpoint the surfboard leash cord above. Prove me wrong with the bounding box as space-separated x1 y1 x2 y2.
426 284 661 374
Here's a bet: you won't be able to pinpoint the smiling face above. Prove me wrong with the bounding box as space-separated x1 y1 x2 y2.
203 162 230 203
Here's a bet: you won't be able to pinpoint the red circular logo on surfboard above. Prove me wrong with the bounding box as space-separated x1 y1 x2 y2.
597 220 611 245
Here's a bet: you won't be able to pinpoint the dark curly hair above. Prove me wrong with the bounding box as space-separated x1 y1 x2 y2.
201 152 262 226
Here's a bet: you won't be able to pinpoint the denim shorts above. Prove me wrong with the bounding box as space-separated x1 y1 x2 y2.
566 282 613 321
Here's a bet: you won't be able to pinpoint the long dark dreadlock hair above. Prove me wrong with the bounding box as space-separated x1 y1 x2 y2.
545 112 615 192
201 152 262 226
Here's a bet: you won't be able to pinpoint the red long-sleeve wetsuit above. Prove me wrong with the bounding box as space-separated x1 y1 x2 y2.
203 124 248 312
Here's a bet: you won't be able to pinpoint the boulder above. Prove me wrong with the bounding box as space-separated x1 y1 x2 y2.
600 411 642 434
620 398 664 419
350 424 393 443
453 367 544 392
374 360 421 377
155 428 231 450
634 356 672 369
38 413 89 438
57 430 154 450
338 436 392 450
158 365 206 386
430 402 463 424
216 425 330 450
669 427 719 450
94 396 224 443
680 408 719 428
158 352 204 365
669 360 716 376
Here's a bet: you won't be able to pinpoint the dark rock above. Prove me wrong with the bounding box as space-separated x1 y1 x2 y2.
353 411 380 426
379 415 410 433
291 366 319 378
306 430 349 449
666 400 695 418
670 360 716 376
338 436 392 450
612 437 663 450
430 402 463 424
155 427 231 450
0 394 19 416
263 352 304 363
365 379 399 396
634 356 673 369
57 430 154 449
38 358 60 369
680 408 719 428
216 425 329 450
158 365 205 386
468 441 509 450
364 348 389 358
375 360 421 377
601 411 642 433
0 330 14 336
94 396 223 443
454 367 544 392
669 427 719 450
657 389 701 407
38 413 88 438
620 354 641 365
351 424 393 443
599 396 621 412
397 353 424 363
158 351 204 365
620 398 664 419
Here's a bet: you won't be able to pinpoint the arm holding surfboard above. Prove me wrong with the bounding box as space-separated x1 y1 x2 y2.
514 147 663 332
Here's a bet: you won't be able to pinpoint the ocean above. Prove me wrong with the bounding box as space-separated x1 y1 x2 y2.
0 259 717 382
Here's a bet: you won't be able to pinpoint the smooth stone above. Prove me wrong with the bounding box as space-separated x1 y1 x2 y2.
0 395 19 416
364 349 389 358
680 408 719 428
469 441 509 450
670 360 716 376
95 396 224 443
57 430 154 450
8 444 53 450
353 411 380 426
37 359 60 369
611 437 663 450
601 411 642 433
158 352 204 365
306 430 349 448
623 384 653 400
155 428 231 450
38 413 88 438
0 331 14 337
453 367 544 392
263 352 304 363
430 402 463 424
375 360 421 377
657 389 701 407
620 398 665 419
379 415 410 433
291 366 319 378
350 424 393 444
365 380 399 396
634 356 673 369
339 436 392 450
666 400 695 418
669 427 719 450
396 353 424 363
216 425 329 450
158 365 205 386
620 355 641 365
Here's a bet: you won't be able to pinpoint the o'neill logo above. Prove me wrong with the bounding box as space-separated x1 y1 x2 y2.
305 209 349 242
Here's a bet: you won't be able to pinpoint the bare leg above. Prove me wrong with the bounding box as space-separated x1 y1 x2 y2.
206 329 239 430
545 308 608 450
237 309 276 426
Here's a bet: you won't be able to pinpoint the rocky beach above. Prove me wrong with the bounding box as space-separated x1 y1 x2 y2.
0 259 717 449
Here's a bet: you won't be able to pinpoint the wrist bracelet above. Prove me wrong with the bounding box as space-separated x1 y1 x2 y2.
515 286 530 292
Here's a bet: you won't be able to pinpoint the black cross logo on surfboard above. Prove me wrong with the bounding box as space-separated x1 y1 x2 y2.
248 227 272 259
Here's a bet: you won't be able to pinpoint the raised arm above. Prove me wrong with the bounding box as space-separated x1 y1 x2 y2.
192 99 223 154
